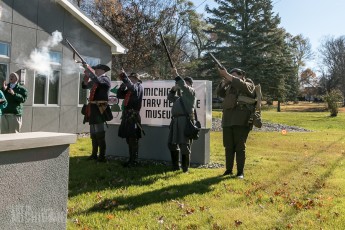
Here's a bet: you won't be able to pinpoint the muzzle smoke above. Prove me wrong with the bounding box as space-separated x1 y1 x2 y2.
23 30 63 76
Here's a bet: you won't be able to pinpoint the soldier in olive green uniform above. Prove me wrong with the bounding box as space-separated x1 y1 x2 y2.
167 67 196 173
216 68 255 179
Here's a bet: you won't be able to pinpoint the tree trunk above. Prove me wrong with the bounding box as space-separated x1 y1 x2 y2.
277 100 281 112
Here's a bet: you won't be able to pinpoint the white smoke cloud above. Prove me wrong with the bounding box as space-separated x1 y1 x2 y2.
23 30 63 76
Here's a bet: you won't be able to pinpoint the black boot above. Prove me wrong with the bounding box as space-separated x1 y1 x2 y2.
96 131 107 162
87 134 98 160
223 148 235 176
170 150 180 171
123 138 139 167
181 154 190 173
236 150 246 179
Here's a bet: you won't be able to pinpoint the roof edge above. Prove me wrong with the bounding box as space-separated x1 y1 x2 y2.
57 0 128 54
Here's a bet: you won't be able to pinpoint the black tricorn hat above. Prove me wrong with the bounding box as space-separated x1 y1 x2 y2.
184 77 193 85
92 64 110 72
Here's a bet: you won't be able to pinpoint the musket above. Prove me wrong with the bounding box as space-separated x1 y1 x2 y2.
65 39 87 64
159 32 175 68
209 53 225 70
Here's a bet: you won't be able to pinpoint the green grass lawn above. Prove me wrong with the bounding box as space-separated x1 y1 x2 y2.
67 104 345 229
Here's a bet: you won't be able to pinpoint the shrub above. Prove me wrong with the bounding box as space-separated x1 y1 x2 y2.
322 89 343 116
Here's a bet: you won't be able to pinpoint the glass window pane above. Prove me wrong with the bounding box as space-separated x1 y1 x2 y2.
0 64 7 87
79 73 87 104
34 74 46 104
82 56 100 67
0 43 9 56
49 51 62 64
48 70 59 104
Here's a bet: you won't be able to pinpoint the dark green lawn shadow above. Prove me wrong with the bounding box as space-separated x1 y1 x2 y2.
78 175 226 215
68 156 178 198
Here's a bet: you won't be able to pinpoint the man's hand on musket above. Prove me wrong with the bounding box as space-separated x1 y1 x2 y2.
171 67 178 77
218 67 233 82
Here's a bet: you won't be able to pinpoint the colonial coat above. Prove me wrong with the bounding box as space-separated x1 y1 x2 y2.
82 71 111 124
116 73 144 138
168 76 196 144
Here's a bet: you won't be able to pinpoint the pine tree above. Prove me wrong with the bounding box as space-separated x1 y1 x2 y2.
206 0 295 103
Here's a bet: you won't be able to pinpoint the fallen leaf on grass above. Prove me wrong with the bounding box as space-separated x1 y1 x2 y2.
73 218 80 225
96 193 103 200
106 214 115 220
103 200 118 209
157 215 164 224
234 220 242 227
212 223 222 230
186 208 195 215
172 200 185 209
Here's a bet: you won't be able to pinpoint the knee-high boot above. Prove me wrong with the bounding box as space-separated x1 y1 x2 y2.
181 154 190 173
124 138 139 167
236 150 246 176
88 133 98 160
96 131 106 162
170 150 180 171
224 147 235 174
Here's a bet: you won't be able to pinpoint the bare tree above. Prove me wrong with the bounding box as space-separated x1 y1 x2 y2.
319 36 345 105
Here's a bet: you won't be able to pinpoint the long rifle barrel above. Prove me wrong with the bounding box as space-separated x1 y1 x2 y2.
159 32 175 68
65 39 87 64
209 53 225 69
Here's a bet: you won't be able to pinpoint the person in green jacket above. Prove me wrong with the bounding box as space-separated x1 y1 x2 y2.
1 72 28 133
216 67 256 179
0 89 8 133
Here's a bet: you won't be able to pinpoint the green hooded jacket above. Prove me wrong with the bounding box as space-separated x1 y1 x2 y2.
2 83 28 115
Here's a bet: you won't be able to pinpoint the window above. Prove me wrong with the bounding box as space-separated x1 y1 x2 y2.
34 70 60 105
78 56 100 105
0 63 8 87
49 51 62 65
0 42 9 57
83 56 100 67
34 51 62 105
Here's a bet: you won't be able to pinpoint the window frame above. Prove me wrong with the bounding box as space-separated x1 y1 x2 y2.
33 69 61 106
0 42 10 58
33 51 62 106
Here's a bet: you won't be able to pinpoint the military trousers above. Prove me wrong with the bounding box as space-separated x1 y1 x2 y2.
223 126 250 174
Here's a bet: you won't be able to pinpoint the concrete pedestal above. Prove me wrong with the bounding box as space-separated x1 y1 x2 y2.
0 132 76 230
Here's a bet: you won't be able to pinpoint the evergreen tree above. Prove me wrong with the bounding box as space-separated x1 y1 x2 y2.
205 0 294 103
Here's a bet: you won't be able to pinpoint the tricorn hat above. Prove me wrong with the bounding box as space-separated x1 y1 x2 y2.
129 72 140 80
184 76 193 85
92 64 110 72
